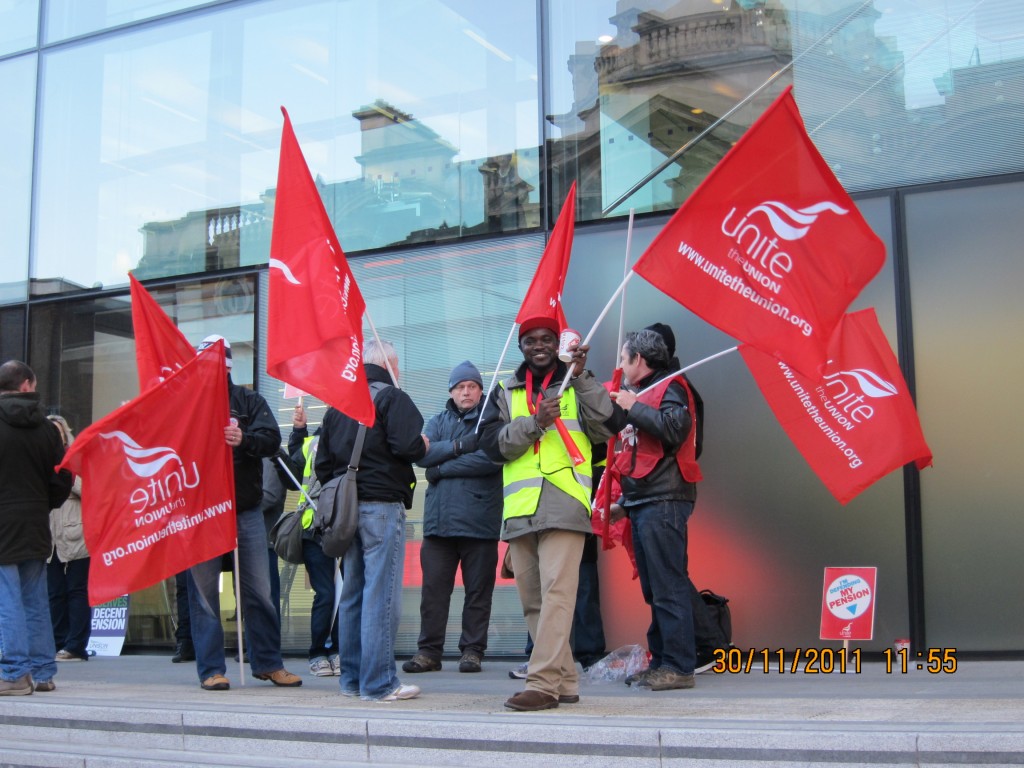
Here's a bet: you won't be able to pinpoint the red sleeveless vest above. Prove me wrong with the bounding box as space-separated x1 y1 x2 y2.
612 375 702 483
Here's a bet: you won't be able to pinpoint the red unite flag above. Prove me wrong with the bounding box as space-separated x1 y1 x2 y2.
516 181 576 332
129 273 196 392
57 343 237 605
739 309 932 505
633 86 885 379
267 107 374 427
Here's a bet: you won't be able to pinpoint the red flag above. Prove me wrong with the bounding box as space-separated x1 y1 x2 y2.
739 309 932 505
633 87 884 379
129 273 196 392
516 182 576 331
267 107 374 426
58 343 237 605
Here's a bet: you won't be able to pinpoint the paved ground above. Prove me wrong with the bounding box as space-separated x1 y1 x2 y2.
2 653 1023 766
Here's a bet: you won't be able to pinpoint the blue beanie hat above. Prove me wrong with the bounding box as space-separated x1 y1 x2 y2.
449 360 483 390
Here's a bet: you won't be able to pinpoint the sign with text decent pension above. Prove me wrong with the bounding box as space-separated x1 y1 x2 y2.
820 566 877 641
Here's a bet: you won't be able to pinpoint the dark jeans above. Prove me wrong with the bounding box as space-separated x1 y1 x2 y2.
416 536 498 659
302 538 339 659
630 499 696 675
174 571 192 646
47 556 91 657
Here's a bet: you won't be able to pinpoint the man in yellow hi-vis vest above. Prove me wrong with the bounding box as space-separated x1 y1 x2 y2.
480 317 614 711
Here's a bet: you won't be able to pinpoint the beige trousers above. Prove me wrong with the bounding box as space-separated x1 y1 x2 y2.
509 529 585 698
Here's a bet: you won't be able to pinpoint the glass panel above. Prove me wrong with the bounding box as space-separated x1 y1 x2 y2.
0 54 36 304
565 199 906 652
905 179 1024 651
33 0 539 296
43 0 206 43
27 274 256 649
257 234 547 655
546 0 793 221
547 0 1024 221
0 0 38 56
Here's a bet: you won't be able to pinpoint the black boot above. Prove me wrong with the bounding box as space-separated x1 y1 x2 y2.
171 642 195 663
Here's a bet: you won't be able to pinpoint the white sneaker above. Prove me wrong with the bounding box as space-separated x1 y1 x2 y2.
328 654 341 676
508 662 528 679
309 657 333 677
378 684 420 702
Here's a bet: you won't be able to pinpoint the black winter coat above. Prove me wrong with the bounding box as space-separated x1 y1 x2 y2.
314 365 426 509
228 380 282 512
417 399 502 540
0 392 72 564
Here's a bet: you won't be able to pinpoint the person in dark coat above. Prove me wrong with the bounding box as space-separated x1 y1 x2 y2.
185 336 299 692
0 360 72 695
314 339 428 702
403 361 502 675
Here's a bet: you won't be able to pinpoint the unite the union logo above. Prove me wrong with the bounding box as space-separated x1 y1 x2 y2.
100 430 200 518
720 200 849 293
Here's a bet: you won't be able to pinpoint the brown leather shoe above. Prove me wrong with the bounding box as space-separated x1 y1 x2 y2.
34 680 56 692
558 693 579 704
254 668 302 687
504 689 558 711
0 674 33 696
200 674 230 691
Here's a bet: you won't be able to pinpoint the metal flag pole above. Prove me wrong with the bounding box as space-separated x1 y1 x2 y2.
364 313 400 389
233 547 245 686
556 270 636 396
636 347 739 397
474 322 518 434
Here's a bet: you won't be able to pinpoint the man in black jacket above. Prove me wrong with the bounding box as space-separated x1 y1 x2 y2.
315 339 428 702
404 360 502 675
186 336 300 692
0 361 72 695
609 329 702 692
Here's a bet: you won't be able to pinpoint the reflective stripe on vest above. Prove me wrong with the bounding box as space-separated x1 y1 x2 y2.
501 383 593 520
300 435 318 529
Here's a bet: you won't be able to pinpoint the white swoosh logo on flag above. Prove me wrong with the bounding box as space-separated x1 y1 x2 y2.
269 258 301 285
824 368 898 399
100 430 184 477
746 201 849 240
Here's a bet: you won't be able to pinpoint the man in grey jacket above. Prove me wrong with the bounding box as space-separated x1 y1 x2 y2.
404 361 502 675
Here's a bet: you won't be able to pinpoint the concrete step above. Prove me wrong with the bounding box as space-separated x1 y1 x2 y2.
3 697 1024 767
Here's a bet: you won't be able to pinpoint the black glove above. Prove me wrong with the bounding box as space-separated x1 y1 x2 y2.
425 466 442 484
453 432 480 456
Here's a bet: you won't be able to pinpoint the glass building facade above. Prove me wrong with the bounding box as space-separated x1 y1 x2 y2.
2 0 1021 655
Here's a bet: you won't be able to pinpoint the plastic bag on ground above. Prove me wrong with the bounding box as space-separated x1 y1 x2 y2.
582 644 649 684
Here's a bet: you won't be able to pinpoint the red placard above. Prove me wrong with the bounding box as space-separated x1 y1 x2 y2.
819 566 877 641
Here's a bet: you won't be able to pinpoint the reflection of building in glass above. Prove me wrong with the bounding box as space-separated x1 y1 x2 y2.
480 153 535 231
136 100 539 274
549 1 792 218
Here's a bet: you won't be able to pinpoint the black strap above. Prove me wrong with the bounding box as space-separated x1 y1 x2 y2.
348 424 367 472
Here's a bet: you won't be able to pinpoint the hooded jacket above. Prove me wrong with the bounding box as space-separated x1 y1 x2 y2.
0 392 72 564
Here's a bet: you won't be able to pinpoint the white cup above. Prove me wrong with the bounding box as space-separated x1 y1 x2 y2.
558 329 581 363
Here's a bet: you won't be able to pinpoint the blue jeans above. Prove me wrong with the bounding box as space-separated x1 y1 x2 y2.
629 499 696 675
0 559 57 683
187 506 283 681
302 538 339 659
338 500 406 700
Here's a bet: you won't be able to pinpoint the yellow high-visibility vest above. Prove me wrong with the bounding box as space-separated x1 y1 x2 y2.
501 383 593 520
